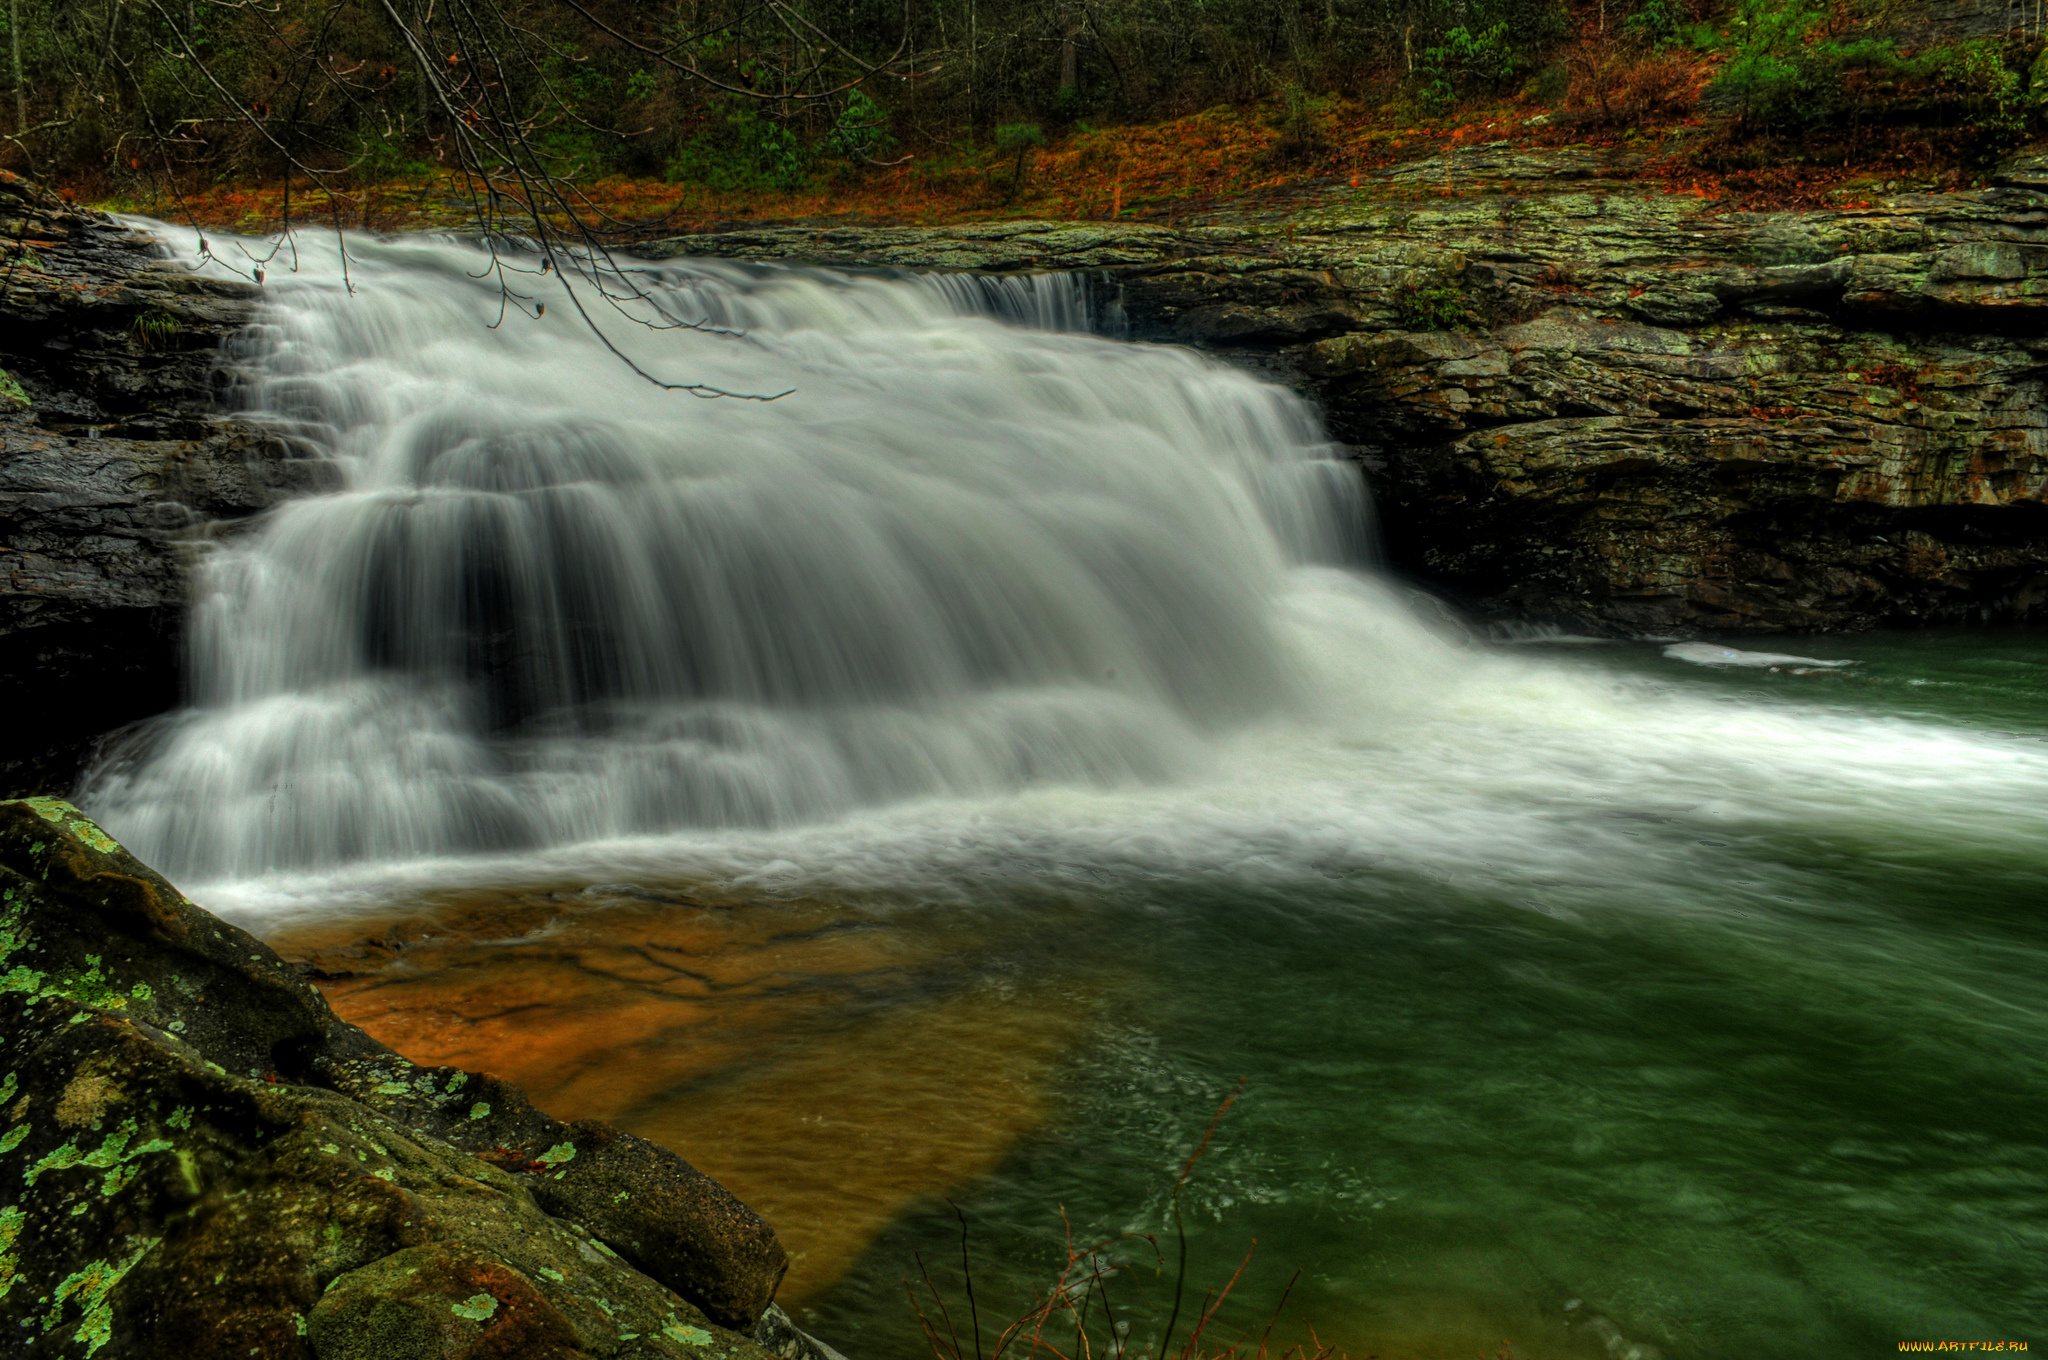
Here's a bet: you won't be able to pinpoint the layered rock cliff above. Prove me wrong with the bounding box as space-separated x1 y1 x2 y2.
654 147 2048 635
0 174 329 795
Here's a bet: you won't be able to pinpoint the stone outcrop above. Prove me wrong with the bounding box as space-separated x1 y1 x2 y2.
0 174 328 796
652 149 2048 634
0 796 830 1359
1872 0 2018 45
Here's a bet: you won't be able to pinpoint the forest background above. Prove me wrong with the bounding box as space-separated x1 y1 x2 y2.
1 0 2045 236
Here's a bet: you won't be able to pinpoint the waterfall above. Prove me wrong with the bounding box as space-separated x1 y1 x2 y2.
83 232 1373 879
912 269 1124 335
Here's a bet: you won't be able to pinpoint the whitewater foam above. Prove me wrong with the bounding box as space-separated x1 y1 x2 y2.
79 224 2048 920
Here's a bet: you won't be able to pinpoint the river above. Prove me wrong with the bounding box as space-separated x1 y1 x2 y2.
81 225 2048 1359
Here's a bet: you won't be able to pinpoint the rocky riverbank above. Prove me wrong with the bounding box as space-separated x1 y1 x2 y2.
0 174 330 796
0 796 838 1359
653 146 2048 635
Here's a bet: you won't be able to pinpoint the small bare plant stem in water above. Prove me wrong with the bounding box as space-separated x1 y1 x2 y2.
950 1198 986 1360
1181 1242 1255 1359
914 1250 967 1360
1091 1245 1130 1360
1157 1075 1247 1360
910 1092 1281 1360
1255 1267 1303 1360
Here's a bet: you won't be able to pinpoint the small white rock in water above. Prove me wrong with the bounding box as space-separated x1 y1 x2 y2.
1662 642 1855 670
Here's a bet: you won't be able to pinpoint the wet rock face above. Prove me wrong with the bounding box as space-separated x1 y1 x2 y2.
1303 315 2048 632
1874 0 2016 44
0 798 798 1357
659 155 2048 635
0 173 331 797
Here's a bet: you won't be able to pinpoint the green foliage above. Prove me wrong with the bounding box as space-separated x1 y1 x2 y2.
994 121 1047 152
994 122 1045 200
349 131 434 185
1526 61 1570 105
1711 49 1804 125
127 310 180 352
1704 0 2038 148
1419 22 1517 113
1936 42 2026 139
665 104 811 193
827 89 895 161
1395 268 1467 331
0 368 29 414
1269 78 1334 161
1706 0 1825 126
1621 0 1685 47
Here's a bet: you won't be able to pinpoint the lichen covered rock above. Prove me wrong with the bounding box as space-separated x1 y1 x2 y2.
0 798 801 1358
0 172 331 796
654 151 2048 634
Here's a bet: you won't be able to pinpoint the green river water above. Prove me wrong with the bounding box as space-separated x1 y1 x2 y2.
772 628 2048 1360
97 229 2042 1360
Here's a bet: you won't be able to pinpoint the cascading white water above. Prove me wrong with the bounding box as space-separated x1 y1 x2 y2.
82 223 2048 919
70 227 2048 1360
83 230 1370 878
912 269 1123 334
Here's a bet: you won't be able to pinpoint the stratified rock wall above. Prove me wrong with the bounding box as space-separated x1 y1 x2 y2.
0 797 803 1358
1873 0 2020 45
0 174 331 796
657 151 2048 635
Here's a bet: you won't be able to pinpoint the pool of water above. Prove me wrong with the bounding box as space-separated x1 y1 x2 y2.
251 626 2048 1360
795 629 2048 1360
93 224 2045 1359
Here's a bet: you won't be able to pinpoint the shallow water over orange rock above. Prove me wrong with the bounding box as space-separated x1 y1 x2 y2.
267 883 1099 1302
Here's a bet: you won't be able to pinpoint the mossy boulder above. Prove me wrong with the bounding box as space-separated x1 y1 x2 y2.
0 798 806 1358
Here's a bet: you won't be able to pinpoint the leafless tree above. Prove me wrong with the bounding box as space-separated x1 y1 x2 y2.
61 0 921 395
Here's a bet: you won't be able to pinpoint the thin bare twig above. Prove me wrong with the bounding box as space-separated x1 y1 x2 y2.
1159 1076 1248 1360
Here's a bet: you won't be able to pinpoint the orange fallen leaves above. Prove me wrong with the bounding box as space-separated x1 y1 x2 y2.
85 87 1962 239
93 102 1411 238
